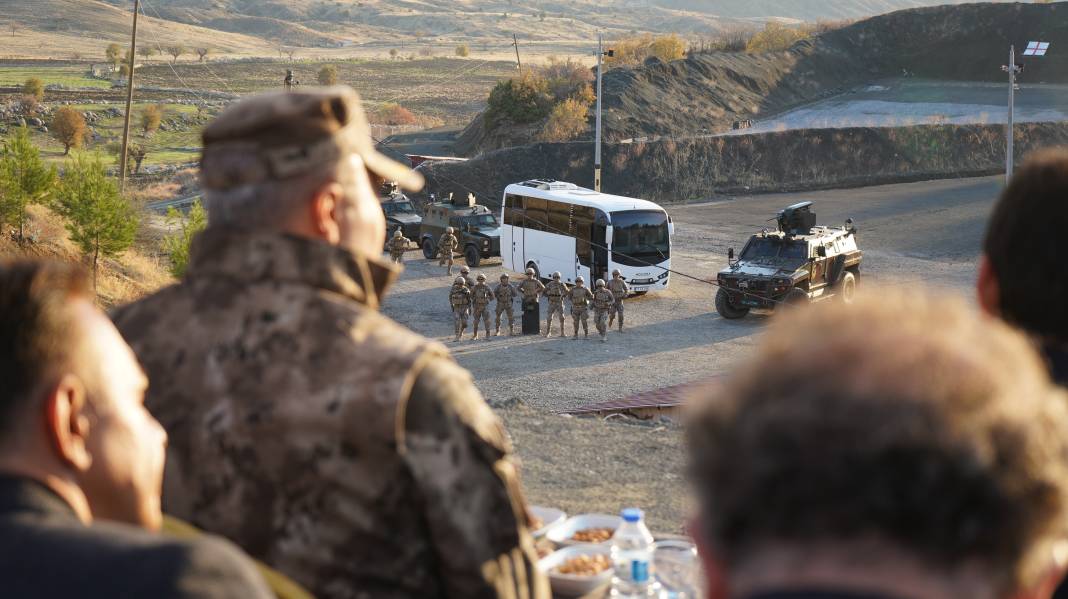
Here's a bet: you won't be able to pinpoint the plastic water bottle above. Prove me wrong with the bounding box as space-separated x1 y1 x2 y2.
610 508 659 598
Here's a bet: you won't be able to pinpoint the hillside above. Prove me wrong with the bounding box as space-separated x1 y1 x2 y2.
458 1 1068 155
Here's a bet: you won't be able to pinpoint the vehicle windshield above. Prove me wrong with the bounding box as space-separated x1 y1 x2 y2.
610 210 670 266
458 214 499 228
382 201 415 215
740 237 808 264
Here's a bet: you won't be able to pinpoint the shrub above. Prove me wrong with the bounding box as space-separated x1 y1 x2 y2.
539 56 593 101
455 44 470 57
539 97 590 142
51 107 87 155
485 72 554 127
106 43 122 67
195 47 211 62
140 104 163 137
22 78 44 102
162 200 207 278
746 22 811 53
166 45 186 63
318 64 338 86
605 34 686 67
374 103 418 126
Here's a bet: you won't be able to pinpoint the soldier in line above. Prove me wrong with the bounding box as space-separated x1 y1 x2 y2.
470 274 494 340
607 269 630 333
449 276 472 342
459 265 475 288
592 279 616 343
518 267 546 320
283 69 299 91
437 226 459 276
568 276 595 340
543 272 570 338
388 228 410 264
494 273 517 336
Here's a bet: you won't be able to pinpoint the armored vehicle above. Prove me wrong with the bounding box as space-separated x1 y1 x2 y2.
419 193 501 267
715 202 862 319
380 182 421 244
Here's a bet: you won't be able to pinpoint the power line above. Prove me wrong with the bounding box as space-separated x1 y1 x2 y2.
140 0 235 96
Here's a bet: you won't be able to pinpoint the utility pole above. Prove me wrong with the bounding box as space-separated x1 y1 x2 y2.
594 35 613 192
119 0 140 192
1004 45 1018 184
512 34 522 75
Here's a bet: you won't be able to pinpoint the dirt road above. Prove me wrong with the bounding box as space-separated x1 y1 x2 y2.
380 175 1002 532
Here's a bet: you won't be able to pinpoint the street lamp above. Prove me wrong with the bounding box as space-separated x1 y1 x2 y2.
1003 41 1050 182
594 35 613 193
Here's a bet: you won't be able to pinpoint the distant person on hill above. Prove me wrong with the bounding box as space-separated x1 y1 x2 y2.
112 88 546 599
688 290 1068 599
978 148 1068 387
0 260 272 599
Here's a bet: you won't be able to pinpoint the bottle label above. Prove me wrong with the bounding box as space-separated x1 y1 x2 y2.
631 559 649 583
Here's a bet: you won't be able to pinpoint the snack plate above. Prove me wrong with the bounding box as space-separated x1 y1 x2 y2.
544 513 623 547
530 505 567 538
539 543 613 597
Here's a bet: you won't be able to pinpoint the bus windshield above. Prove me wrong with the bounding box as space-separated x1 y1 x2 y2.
610 210 670 266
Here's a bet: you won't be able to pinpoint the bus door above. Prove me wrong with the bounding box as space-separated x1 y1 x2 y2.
503 194 525 272
592 216 609 283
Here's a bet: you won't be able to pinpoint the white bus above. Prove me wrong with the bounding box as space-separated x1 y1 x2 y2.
501 180 673 293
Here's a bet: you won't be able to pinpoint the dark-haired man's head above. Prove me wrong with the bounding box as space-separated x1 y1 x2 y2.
688 291 1068 599
0 260 166 530
979 149 1068 349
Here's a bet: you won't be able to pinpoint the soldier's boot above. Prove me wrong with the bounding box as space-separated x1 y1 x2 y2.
583 322 589 339
559 316 567 338
495 325 501 337
471 323 479 340
608 314 615 328
572 322 579 340
618 314 624 333
544 318 552 338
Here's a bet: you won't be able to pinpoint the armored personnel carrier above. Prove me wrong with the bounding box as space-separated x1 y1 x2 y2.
715 202 862 319
419 192 501 267
380 181 422 244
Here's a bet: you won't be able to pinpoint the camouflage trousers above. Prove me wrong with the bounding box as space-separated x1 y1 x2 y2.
571 307 590 338
594 308 610 339
471 304 492 338
452 307 469 340
546 300 566 336
439 251 455 272
495 305 514 335
608 300 625 330
389 251 404 264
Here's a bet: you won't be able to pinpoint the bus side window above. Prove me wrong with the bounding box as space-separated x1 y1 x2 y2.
504 194 520 226
574 206 594 267
524 197 547 232
547 200 570 234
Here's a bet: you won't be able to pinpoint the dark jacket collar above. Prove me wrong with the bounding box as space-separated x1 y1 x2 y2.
1044 343 1068 388
188 228 399 310
0 474 79 521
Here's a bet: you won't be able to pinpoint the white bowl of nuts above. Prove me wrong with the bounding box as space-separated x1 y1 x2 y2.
545 513 623 547
539 544 614 597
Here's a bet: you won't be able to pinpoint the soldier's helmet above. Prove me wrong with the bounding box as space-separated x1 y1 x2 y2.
446 226 454 234
477 273 486 282
525 268 535 276
500 273 510 280
461 266 471 275
393 229 402 238
454 276 466 286
552 272 561 280
596 279 606 288
576 276 585 284
612 269 622 277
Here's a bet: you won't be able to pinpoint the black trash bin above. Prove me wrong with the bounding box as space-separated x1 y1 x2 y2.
522 300 540 335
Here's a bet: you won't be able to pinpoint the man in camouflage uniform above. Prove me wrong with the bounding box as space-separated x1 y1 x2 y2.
494 273 517 336
592 279 615 343
470 273 494 340
518 267 545 326
387 228 410 263
449 276 472 342
607 268 630 333
437 226 458 276
568 275 595 340
112 88 547 599
543 271 569 338
459 264 475 288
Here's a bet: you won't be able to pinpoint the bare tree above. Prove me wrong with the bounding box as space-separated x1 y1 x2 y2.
284 47 297 61
195 47 211 62
138 46 156 61
166 45 186 64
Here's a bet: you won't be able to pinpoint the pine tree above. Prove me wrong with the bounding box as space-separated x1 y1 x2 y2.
0 126 57 243
162 200 207 278
54 154 138 287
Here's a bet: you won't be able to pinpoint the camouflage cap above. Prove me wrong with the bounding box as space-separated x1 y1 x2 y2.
199 86 423 193
596 279 606 287
454 276 466 286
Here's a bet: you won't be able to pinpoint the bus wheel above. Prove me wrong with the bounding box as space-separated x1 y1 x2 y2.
464 245 481 268
422 238 435 259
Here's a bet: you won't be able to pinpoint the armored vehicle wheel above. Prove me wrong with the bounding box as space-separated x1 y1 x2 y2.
716 288 749 319
422 238 435 259
464 245 481 268
838 271 857 304
783 288 810 307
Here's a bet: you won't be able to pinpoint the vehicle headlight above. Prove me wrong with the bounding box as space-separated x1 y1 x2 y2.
657 271 669 280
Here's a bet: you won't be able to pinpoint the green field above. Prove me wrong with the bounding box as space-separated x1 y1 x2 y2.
0 66 112 89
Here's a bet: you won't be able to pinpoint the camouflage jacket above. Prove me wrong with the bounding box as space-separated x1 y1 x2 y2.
518 278 545 302
593 288 615 311
437 233 458 253
388 235 410 254
112 229 547 599
494 282 517 306
568 285 594 309
544 280 569 303
450 285 472 310
608 277 630 301
471 283 494 308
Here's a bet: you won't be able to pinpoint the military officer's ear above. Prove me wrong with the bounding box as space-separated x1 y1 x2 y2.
45 374 93 474
310 182 346 245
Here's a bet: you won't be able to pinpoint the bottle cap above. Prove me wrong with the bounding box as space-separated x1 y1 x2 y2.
621 508 643 523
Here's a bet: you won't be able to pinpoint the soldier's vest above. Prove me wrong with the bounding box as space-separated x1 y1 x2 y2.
608 278 628 300
494 283 515 303
390 237 407 252
519 280 541 300
472 284 493 306
450 287 470 309
546 281 567 302
594 289 615 310
570 287 591 308
439 235 457 250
